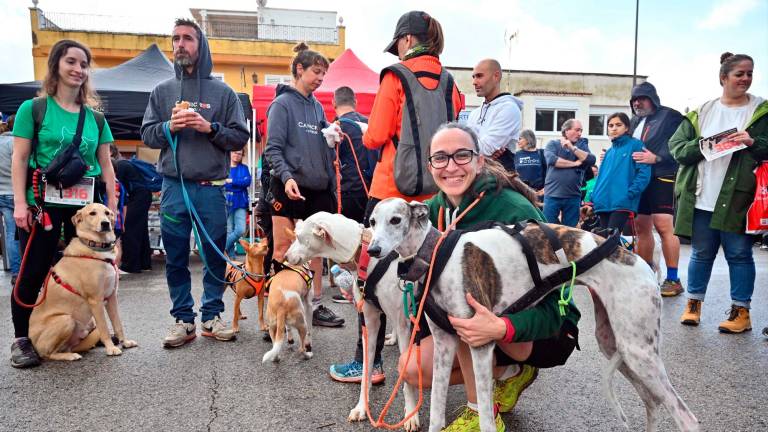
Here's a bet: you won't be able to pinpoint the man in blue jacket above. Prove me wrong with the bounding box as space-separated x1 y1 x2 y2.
629 82 684 296
142 19 249 348
543 119 595 226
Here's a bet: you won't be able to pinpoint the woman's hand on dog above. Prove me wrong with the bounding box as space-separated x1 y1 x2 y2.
448 293 507 347
14 202 34 232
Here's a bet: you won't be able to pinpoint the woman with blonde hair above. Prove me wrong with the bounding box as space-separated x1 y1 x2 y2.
9 39 117 368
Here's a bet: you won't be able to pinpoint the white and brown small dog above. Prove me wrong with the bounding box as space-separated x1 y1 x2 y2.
29 203 138 361
367 198 698 432
284 211 421 431
262 228 314 363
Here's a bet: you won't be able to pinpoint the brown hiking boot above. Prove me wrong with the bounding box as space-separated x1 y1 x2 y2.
718 305 752 334
680 299 702 326
660 279 684 297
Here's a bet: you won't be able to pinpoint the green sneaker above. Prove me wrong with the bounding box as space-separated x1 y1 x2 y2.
442 406 504 432
494 364 538 413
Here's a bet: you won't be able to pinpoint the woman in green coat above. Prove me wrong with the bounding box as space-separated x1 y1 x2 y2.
670 52 768 334
398 123 580 431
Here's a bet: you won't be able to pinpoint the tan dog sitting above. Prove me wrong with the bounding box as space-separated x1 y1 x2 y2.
262 228 314 363
226 238 268 333
29 203 138 361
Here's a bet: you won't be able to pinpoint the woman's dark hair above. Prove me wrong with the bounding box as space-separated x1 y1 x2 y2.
607 112 631 133
291 42 329 78
719 52 753 86
42 39 99 107
431 122 540 207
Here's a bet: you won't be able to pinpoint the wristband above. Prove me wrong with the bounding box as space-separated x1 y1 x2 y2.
501 317 515 344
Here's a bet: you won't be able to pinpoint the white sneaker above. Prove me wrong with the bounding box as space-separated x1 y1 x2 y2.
201 316 236 341
163 321 196 348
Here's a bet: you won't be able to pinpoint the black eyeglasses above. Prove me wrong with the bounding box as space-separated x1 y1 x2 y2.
428 149 477 169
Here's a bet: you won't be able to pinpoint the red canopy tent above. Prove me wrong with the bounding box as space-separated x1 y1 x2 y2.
252 49 379 139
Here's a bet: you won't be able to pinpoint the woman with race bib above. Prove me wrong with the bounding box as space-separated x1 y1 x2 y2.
9 40 117 368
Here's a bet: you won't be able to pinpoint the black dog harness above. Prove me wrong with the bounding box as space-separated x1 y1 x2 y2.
398 220 621 340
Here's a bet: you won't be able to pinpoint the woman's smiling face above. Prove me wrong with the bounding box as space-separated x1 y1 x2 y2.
428 127 484 206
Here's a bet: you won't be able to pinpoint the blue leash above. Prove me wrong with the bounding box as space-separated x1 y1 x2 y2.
162 122 264 283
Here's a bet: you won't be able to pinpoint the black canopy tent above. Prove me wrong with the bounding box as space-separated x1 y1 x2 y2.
0 44 252 140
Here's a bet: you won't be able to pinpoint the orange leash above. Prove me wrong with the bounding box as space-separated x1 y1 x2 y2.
359 193 485 429
333 127 371 215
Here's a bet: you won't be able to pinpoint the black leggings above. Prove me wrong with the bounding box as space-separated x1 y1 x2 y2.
11 206 78 338
597 211 631 233
119 189 152 273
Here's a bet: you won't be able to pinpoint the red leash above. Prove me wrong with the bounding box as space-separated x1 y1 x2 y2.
333 127 371 214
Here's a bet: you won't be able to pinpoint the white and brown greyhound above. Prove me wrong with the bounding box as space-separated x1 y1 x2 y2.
365 198 699 432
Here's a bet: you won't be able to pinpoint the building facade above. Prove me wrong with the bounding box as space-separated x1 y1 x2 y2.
448 67 646 153
29 6 346 99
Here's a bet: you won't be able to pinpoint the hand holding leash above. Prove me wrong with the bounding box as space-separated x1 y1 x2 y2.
448 293 507 348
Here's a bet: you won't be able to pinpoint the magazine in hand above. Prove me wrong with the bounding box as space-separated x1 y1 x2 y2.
699 127 744 161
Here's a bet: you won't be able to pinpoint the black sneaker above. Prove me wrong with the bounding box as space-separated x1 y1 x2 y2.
10 337 41 368
313 305 345 327
332 294 351 304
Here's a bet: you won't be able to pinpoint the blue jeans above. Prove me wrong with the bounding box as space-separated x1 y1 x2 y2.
0 195 20 275
225 207 247 256
543 196 581 227
160 178 227 323
687 209 755 308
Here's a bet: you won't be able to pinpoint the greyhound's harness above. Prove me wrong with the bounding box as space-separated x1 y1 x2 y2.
397 220 621 339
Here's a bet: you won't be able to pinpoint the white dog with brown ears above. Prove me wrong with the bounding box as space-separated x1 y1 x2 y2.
366 198 699 432
284 211 421 432
29 203 138 361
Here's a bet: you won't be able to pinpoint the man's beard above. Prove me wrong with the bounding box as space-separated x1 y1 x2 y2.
635 107 653 117
175 55 194 67
174 50 196 67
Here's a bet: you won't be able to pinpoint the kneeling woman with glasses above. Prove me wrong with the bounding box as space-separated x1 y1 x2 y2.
398 123 581 431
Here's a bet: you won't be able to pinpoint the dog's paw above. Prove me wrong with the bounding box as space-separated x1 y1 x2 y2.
403 415 421 432
121 340 138 349
106 346 123 356
233 326 240 334
302 351 313 360
348 405 367 422
384 332 397 346
262 350 280 363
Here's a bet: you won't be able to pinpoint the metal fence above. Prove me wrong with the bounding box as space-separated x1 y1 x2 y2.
37 10 338 44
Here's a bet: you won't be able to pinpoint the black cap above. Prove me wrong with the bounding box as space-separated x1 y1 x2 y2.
383 11 430 56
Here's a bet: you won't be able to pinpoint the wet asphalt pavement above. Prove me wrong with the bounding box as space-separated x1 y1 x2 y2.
0 244 766 432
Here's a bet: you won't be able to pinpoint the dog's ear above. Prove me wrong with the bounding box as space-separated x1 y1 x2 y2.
72 209 84 226
407 201 430 227
106 207 115 226
239 238 251 251
312 222 334 246
284 227 297 242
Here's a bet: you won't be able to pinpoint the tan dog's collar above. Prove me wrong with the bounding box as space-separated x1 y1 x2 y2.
79 238 116 252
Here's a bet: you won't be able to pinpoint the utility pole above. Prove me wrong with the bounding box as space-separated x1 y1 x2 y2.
633 0 640 88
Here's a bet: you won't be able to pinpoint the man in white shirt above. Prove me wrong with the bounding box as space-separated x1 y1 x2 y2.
466 59 523 171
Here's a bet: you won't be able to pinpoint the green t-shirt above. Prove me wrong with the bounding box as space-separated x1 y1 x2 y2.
13 96 113 205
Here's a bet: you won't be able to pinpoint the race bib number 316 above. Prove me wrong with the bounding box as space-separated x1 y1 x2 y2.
44 177 95 206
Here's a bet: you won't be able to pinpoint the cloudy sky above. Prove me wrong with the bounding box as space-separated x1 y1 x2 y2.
1 0 766 112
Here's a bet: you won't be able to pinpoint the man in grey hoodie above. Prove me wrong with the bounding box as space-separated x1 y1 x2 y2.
141 18 249 348
466 58 524 172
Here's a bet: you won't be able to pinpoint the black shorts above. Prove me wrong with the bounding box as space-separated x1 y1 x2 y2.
495 320 580 369
637 175 675 215
268 177 335 220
